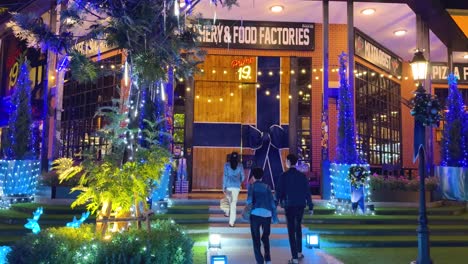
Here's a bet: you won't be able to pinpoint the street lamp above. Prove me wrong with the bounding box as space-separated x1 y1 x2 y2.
409 50 432 264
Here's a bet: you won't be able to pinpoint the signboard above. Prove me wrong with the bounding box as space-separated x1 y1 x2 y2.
355 30 402 76
195 19 315 51
0 34 45 122
74 37 115 57
431 62 468 83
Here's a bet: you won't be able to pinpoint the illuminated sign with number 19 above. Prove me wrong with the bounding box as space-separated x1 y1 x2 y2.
237 66 252 80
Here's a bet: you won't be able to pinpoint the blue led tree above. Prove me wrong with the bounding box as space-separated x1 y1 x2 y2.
441 74 468 167
4 61 34 160
336 52 358 164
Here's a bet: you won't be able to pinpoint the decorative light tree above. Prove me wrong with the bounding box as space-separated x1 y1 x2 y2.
435 73 468 201
329 52 370 215
0 60 40 206
440 74 467 167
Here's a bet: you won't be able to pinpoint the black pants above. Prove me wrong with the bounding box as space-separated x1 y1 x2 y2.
250 214 272 264
285 206 304 259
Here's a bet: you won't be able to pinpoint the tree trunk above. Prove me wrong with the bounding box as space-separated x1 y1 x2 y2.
96 200 112 236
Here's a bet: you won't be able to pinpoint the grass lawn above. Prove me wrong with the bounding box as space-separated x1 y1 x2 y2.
193 245 207 264
306 224 468 231
303 213 468 221
324 247 468 264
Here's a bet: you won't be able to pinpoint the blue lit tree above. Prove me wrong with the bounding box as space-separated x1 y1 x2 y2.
4 61 34 160
336 52 358 164
441 74 468 167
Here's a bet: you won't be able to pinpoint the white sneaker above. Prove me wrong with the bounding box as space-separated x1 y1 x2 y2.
288 259 299 264
265 261 272 264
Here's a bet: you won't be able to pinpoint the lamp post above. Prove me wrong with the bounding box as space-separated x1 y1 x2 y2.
410 50 432 264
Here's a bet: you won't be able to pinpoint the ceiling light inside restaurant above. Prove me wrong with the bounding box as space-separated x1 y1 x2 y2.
270 5 284 13
393 30 407 36
464 54 468 59
361 8 375 15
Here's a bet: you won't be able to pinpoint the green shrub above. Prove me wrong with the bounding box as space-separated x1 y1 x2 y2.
8 220 193 264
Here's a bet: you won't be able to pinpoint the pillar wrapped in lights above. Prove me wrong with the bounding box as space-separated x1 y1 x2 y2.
329 53 371 215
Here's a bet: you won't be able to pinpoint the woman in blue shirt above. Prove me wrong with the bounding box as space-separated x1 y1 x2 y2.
223 152 245 227
247 167 278 264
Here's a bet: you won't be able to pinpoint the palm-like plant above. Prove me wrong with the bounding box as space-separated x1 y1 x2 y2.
52 103 170 234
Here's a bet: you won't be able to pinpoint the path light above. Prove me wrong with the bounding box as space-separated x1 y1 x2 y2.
209 234 222 249
306 233 320 248
211 255 227 264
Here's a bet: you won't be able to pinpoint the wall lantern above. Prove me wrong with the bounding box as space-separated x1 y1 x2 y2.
410 50 428 83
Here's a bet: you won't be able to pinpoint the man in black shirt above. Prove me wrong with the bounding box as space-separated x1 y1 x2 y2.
276 154 314 264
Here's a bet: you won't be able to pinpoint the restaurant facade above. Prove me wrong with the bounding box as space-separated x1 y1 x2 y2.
0 0 467 194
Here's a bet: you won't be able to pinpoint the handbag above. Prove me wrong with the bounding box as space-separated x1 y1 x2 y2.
241 185 256 222
241 203 252 221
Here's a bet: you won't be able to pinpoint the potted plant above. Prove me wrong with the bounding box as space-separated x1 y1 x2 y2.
0 60 40 200
435 74 468 201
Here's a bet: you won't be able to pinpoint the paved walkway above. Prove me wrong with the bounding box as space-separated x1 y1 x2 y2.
203 225 343 264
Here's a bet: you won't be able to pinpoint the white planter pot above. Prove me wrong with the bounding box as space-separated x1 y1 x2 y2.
0 160 40 197
435 166 468 201
329 163 370 201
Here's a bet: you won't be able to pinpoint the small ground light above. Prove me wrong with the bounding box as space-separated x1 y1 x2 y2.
211 255 227 264
306 233 320 248
209 234 222 249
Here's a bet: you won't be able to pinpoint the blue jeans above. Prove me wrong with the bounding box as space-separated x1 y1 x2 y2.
285 206 304 259
250 214 271 264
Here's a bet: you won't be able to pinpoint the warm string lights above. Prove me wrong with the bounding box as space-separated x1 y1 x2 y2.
194 66 410 81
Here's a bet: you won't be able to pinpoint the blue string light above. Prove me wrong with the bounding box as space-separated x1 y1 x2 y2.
24 207 43 234
441 74 468 167
328 53 372 215
335 53 359 164
66 211 90 228
5 61 35 160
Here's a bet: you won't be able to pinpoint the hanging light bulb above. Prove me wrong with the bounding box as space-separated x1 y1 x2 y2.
174 0 180 16
124 61 129 86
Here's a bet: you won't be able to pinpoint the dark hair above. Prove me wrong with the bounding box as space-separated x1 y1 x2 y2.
286 154 298 166
229 152 239 170
251 167 264 180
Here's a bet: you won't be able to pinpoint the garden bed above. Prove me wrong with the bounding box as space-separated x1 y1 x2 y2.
371 189 433 203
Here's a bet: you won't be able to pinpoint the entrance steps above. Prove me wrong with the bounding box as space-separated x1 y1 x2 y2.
171 197 468 248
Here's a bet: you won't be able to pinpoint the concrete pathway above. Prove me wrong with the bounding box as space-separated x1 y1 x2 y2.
204 224 343 264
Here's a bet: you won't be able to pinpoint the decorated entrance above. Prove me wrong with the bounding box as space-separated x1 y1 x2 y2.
191 55 312 190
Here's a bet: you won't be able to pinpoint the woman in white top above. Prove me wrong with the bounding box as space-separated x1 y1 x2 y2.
223 152 245 227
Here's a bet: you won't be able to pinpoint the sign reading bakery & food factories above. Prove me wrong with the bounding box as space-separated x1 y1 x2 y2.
195 19 315 51
355 30 402 76
431 62 468 83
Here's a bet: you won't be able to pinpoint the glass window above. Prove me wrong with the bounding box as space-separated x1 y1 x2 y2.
355 63 402 166
297 57 312 170
61 54 122 158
